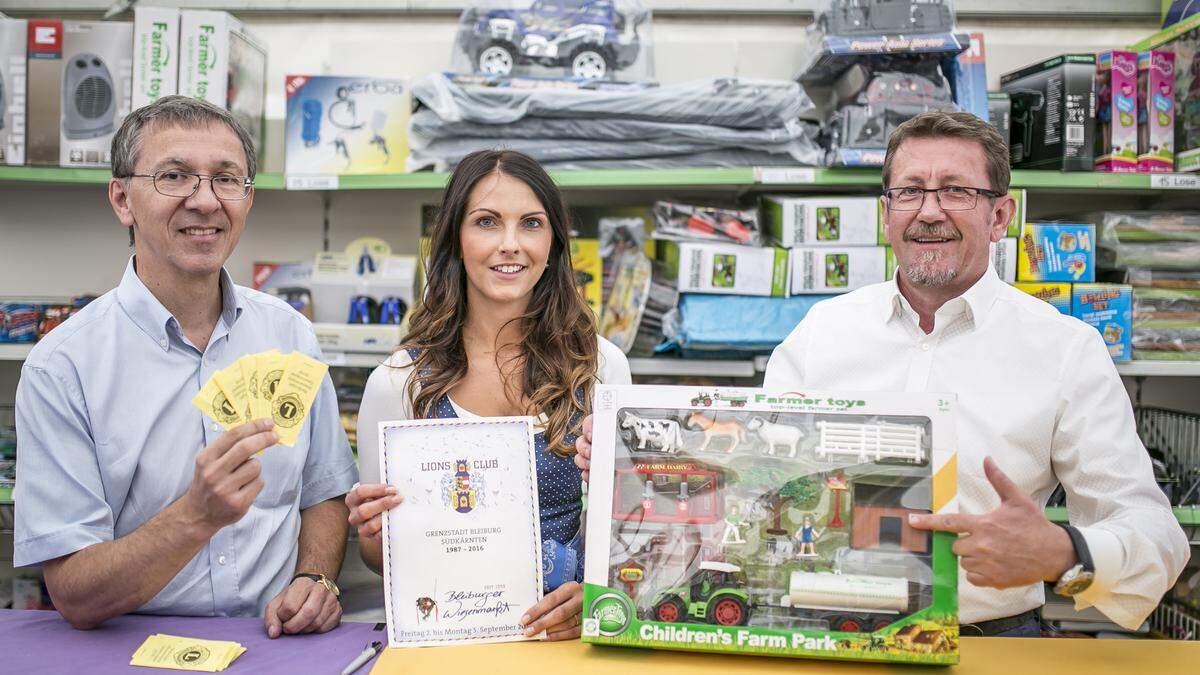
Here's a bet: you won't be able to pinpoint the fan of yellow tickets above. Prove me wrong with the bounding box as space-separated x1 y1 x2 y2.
192 350 328 447
130 634 245 672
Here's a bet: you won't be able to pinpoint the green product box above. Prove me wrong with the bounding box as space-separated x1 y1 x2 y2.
656 240 789 297
761 195 880 247
789 246 892 294
582 385 960 665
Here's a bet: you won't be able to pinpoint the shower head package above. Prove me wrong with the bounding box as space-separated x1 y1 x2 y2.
284 75 411 176
0 17 26 165
26 19 132 167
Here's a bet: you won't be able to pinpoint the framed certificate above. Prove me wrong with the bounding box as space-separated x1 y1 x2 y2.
379 417 544 647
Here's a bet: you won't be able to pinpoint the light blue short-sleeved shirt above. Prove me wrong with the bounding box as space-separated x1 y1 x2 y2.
14 257 359 617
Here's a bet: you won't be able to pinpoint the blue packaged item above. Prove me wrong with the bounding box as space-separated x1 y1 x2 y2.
1072 284 1133 361
659 294 833 355
1017 223 1096 283
0 303 40 343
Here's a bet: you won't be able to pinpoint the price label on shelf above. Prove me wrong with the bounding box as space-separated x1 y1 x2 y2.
1150 173 1200 190
755 167 816 184
285 175 339 191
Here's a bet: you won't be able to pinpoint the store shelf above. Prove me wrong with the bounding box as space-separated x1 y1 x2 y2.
4 166 1198 193
627 357 757 378
0 344 34 361
1116 361 1200 377
0 486 11 505
322 352 388 369
1045 506 1200 527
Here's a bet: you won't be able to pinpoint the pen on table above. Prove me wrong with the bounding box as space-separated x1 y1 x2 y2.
340 640 384 675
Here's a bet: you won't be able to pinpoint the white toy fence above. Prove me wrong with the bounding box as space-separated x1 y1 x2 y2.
813 421 925 464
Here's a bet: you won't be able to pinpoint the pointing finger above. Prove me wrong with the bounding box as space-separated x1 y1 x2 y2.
909 512 978 534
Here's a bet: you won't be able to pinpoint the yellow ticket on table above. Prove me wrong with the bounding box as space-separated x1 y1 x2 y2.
211 362 251 422
258 350 288 411
270 351 328 447
130 634 245 672
191 376 243 430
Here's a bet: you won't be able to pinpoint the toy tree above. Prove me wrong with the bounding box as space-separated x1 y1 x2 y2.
825 473 849 529
767 476 821 535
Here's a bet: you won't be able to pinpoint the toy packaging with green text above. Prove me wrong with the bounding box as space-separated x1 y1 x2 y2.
582 385 960 665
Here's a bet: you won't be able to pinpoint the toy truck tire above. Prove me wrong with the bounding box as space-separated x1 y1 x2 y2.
569 46 613 80
477 41 518 76
652 596 686 623
707 595 750 627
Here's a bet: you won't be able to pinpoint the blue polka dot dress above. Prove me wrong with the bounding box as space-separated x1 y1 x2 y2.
410 351 585 591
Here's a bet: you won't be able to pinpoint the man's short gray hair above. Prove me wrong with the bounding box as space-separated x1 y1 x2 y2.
111 95 257 179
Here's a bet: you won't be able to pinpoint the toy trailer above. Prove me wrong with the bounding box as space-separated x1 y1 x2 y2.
814 421 925 464
778 571 910 633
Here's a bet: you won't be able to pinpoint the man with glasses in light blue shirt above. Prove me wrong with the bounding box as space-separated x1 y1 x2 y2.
14 96 358 638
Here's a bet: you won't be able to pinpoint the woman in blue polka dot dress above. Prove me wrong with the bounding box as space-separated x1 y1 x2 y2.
347 150 630 641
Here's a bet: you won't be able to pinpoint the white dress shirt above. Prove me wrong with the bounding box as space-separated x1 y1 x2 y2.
764 266 1189 629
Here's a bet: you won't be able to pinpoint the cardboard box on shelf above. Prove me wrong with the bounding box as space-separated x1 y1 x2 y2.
1094 51 1139 173
0 18 26 165
789 246 893 295
179 10 266 157
1014 282 1072 314
1130 13 1200 172
1017 223 1095 283
1000 54 1096 171
1137 50 1176 172
761 195 880 248
1071 284 1132 361
990 238 1017 283
657 241 789 298
284 75 410 176
132 6 179 109
26 19 132 167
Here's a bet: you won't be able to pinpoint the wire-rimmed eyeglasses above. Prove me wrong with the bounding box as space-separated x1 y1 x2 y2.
883 186 1002 211
126 170 254 201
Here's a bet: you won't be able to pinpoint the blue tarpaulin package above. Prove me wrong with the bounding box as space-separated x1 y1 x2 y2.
658 294 834 355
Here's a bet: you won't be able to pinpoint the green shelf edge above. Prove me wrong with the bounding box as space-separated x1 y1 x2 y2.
2 165 1189 192
1044 505 1199 526
0 486 11 505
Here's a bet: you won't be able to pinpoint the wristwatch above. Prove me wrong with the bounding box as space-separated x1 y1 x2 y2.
1052 524 1095 597
293 572 341 600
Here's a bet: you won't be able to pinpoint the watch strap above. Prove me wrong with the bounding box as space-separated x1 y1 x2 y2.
293 572 340 598
1057 523 1094 574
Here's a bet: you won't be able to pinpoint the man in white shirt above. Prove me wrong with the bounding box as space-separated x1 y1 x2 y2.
763 111 1189 635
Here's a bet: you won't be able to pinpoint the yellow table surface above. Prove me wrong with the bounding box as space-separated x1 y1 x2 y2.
371 637 1198 674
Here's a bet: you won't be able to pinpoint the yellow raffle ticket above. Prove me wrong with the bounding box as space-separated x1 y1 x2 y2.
129 634 245 672
210 362 251 423
191 377 243 430
270 352 328 447
240 354 265 421
258 350 287 411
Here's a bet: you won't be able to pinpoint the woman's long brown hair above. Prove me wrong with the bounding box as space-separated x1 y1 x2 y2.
399 150 598 455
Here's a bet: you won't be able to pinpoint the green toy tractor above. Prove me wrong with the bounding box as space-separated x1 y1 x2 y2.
649 561 752 627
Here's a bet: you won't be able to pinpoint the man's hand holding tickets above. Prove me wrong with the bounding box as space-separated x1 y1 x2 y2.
192 350 327 448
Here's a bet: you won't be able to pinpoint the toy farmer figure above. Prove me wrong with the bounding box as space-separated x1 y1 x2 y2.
796 515 824 557
721 503 748 547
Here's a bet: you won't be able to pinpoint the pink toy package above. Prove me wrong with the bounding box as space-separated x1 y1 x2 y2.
1095 51 1138 172
1138 50 1175 172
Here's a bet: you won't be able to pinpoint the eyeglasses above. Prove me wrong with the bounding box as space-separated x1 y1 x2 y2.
127 170 254 201
883 186 1002 211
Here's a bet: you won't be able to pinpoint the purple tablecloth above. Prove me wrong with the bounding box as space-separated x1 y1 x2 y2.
0 609 384 674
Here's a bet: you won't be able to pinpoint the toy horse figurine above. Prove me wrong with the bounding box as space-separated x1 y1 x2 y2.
686 412 746 454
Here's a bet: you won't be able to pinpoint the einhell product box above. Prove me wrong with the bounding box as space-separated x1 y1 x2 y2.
583 384 960 665
26 19 133 167
1014 282 1072 314
657 241 789 297
1017 223 1095 283
761 195 879 248
179 10 266 156
132 6 179 108
1137 51 1176 172
1094 51 1139 173
1071 284 1132 361
284 75 410 176
990 238 1017 283
789 246 894 295
0 18 26 165
1000 54 1096 171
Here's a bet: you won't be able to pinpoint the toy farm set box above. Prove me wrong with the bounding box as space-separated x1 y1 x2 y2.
582 385 960 665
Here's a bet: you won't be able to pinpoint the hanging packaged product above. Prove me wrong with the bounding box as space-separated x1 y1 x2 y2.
179 10 267 157
789 246 894 295
761 196 879 248
0 17 26 165
284 75 410 176
990 238 1016 283
1071 284 1133 361
1137 50 1176 172
656 241 789 298
449 0 654 82
653 202 761 247
132 6 180 109
1094 51 1139 173
1014 283 1072 315
1017 223 1096 283
582 384 959 665
1000 54 1097 172
26 19 132 168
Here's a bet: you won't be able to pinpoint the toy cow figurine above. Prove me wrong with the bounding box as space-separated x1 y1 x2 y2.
620 412 685 454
